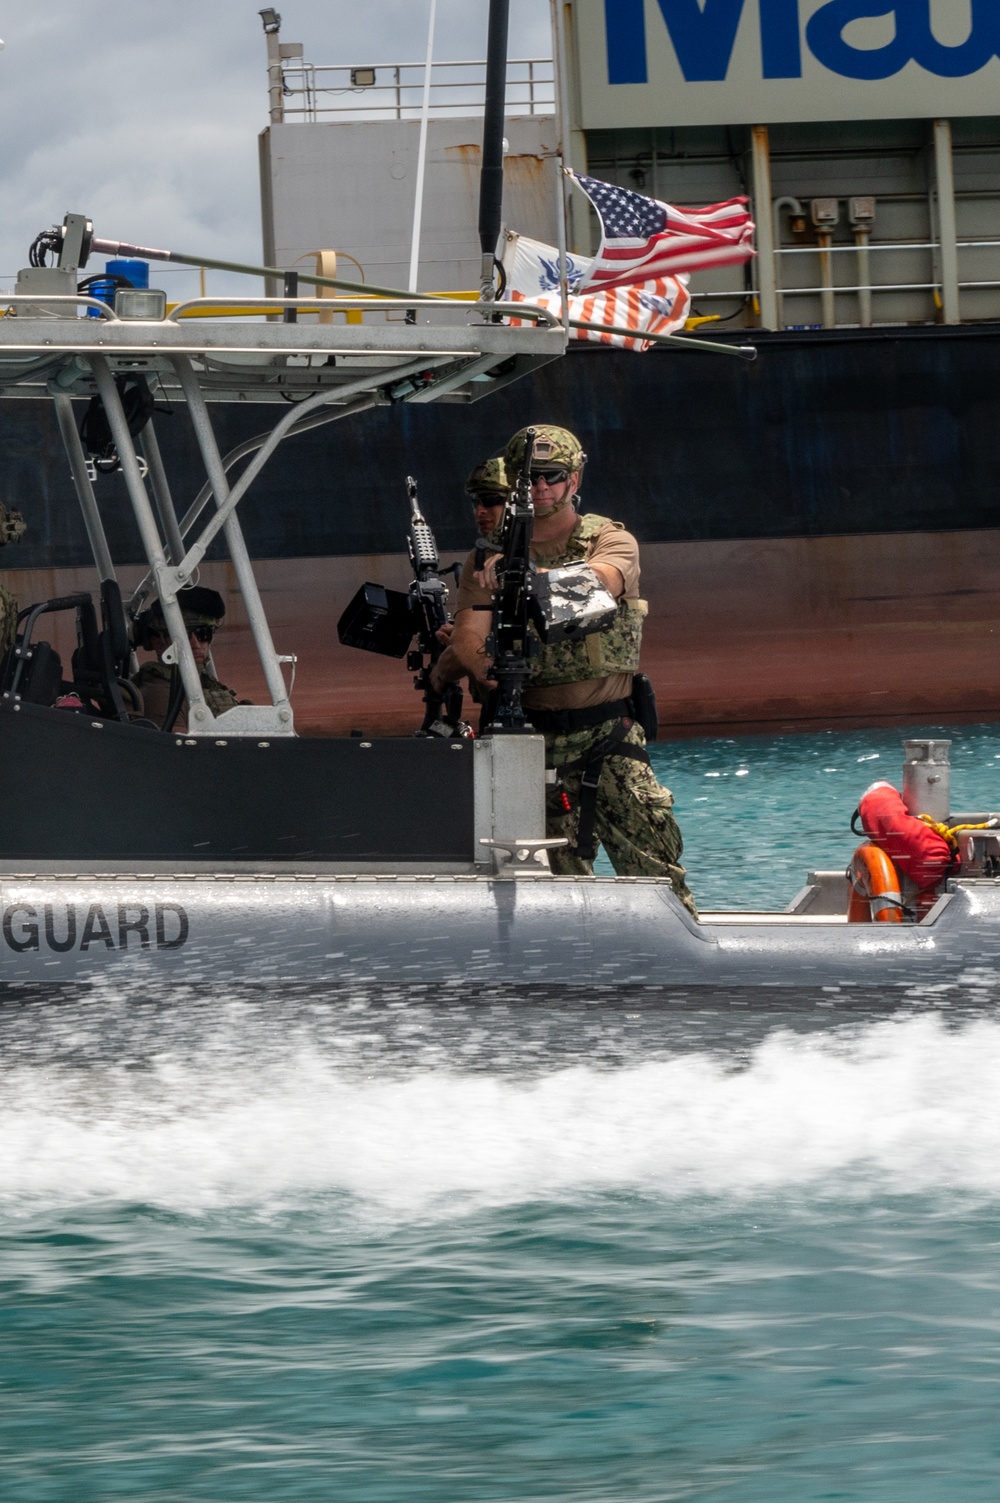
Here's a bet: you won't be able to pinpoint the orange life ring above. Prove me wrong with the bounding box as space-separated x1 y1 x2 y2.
847 842 904 923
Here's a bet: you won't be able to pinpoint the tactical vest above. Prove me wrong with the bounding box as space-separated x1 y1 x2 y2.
135 661 238 717
529 513 646 687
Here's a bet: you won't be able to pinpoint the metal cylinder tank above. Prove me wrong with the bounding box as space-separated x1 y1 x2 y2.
902 739 951 822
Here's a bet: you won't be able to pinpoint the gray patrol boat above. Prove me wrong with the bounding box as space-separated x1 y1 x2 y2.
1 235 998 1008
0 0 997 1006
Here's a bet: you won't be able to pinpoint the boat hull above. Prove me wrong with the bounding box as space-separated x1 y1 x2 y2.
1 871 996 1004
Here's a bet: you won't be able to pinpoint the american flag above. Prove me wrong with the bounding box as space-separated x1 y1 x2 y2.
506 276 691 352
571 172 755 292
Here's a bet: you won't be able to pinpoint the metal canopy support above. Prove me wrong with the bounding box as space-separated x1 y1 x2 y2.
933 118 961 327
171 355 443 579
90 356 210 725
126 355 451 618
140 421 186 565
129 395 374 617
750 126 778 332
52 393 117 583
174 395 376 581
171 355 293 730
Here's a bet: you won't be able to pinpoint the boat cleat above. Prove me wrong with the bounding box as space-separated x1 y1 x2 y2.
479 836 568 879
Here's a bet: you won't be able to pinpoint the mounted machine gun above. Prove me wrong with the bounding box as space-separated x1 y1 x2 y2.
337 477 471 738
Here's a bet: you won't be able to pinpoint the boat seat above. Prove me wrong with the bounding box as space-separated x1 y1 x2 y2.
11 584 133 723
8 639 63 706
69 596 101 687
785 871 849 915
69 580 132 722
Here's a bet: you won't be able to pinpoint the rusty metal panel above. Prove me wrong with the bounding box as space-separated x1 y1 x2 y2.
262 116 557 294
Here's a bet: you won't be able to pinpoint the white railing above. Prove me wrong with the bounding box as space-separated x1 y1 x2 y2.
689 234 1000 327
277 57 554 123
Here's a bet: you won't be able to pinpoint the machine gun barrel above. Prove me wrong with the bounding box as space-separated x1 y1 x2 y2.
405 477 467 738
485 427 537 732
407 477 439 578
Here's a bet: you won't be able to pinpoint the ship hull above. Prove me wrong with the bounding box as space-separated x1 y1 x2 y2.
6 525 998 738
3 327 998 737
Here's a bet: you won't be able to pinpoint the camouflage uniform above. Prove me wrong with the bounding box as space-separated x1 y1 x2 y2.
523 511 695 916
465 456 508 500
0 582 18 661
465 425 696 915
545 716 690 898
0 502 27 663
131 585 241 730
133 661 240 730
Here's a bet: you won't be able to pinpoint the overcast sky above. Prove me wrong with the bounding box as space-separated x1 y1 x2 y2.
0 0 551 297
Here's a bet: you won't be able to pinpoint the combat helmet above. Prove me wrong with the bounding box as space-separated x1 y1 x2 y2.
0 502 27 548
134 585 226 648
465 456 508 500
504 425 586 475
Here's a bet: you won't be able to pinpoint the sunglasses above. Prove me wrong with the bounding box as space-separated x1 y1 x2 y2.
471 494 503 508
530 468 570 486
148 623 216 643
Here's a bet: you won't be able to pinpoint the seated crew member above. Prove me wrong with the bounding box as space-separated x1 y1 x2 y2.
132 586 241 731
431 424 696 917
0 502 28 661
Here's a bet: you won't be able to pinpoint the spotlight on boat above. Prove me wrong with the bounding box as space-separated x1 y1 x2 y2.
259 9 281 33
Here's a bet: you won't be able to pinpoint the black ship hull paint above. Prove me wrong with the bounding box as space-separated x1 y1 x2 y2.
4 328 998 735
4 326 1000 570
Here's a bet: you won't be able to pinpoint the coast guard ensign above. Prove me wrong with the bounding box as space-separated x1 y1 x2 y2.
573 1 1000 127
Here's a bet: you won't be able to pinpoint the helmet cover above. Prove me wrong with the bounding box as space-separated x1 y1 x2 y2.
0 503 26 547
504 425 586 474
464 456 509 499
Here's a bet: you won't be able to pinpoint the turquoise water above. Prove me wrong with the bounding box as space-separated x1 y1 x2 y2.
2 725 1000 1500
640 722 1000 909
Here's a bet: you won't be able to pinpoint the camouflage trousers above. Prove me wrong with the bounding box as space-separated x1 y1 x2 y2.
543 716 698 917
0 582 17 661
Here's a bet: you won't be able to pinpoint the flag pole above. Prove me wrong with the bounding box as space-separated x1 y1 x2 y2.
570 318 757 359
408 0 438 294
550 0 571 336
478 0 510 301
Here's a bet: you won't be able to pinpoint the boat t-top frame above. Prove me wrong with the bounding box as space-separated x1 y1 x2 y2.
0 268 565 737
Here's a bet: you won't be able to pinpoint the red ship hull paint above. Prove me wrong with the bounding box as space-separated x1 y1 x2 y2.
7 525 999 739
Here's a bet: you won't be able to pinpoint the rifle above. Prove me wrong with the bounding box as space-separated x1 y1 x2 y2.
405 477 470 738
484 427 537 732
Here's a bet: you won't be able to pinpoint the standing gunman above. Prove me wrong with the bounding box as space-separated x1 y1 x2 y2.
431 425 696 916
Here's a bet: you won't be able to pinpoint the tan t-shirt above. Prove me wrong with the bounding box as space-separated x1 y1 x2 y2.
455 516 641 711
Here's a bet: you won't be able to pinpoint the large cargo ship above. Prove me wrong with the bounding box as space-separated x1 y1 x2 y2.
4 2 999 737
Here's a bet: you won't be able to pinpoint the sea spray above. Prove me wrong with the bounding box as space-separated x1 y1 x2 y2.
1 1012 999 1215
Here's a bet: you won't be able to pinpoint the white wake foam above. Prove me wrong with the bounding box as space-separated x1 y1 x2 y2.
1 1013 999 1214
